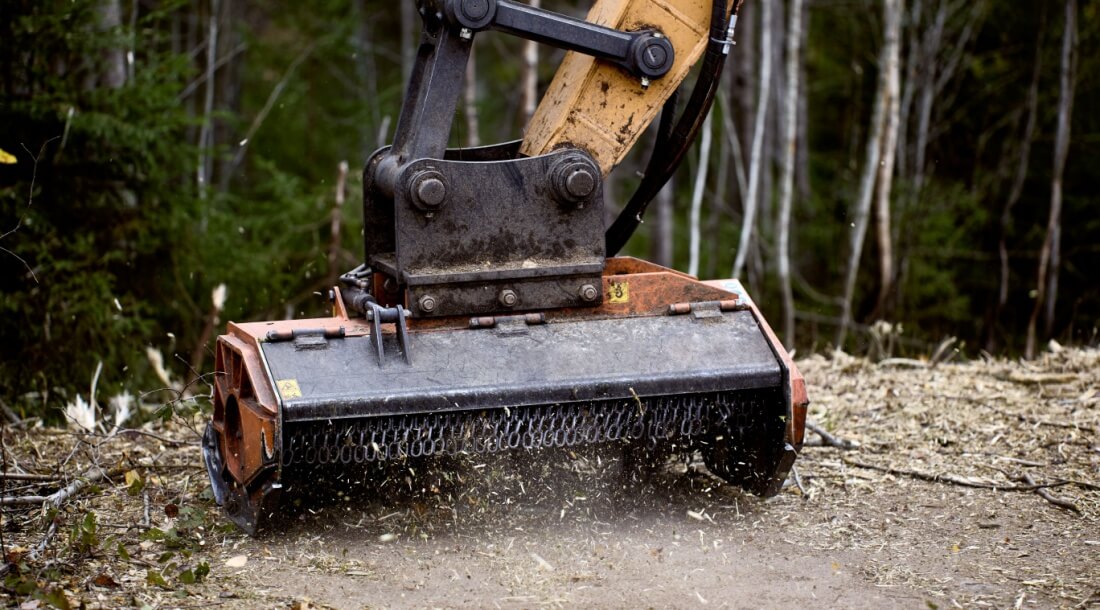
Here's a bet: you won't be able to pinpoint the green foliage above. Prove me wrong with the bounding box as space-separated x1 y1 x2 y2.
68 511 100 556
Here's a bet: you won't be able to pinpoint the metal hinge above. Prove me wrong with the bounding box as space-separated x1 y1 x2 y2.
366 302 412 367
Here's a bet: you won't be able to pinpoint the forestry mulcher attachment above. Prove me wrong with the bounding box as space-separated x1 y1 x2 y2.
204 0 808 533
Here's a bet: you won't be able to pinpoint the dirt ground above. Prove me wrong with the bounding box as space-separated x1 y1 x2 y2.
2 347 1098 609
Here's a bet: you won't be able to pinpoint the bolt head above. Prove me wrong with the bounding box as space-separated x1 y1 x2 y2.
419 294 438 313
415 177 447 208
461 0 489 20
580 284 599 302
642 43 668 69
499 289 518 308
565 168 596 200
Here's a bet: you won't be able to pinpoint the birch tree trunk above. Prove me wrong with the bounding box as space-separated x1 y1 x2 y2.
732 0 772 279
836 0 893 347
464 45 480 147
96 0 127 90
688 112 713 277
874 0 903 318
1027 0 1077 358
520 0 540 127
776 0 805 349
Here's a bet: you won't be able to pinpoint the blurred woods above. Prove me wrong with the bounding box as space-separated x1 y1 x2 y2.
1 0 1097 418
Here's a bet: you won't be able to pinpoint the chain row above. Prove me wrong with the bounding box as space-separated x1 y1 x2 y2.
282 392 757 467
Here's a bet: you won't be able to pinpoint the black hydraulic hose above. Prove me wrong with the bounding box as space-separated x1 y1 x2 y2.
605 0 742 256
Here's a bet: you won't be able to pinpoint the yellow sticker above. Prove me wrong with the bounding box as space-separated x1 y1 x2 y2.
608 281 629 304
0 148 16 164
276 379 302 400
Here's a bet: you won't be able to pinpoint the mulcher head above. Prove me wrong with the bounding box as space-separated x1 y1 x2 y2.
204 259 807 534
204 0 808 534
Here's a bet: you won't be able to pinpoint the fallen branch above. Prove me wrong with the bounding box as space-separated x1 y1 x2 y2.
989 406 1095 434
805 420 859 450
998 371 1077 386
1 466 123 507
841 458 1069 491
877 358 927 369
1019 473 1081 513
0 472 58 482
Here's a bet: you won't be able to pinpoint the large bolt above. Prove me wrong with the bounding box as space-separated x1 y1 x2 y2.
409 170 448 213
551 155 599 205
498 289 518 308
418 294 438 313
446 0 496 30
579 284 599 302
460 0 489 20
565 168 596 201
641 43 668 71
631 33 675 79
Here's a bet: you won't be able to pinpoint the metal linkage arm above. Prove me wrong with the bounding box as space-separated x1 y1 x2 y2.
438 0 675 79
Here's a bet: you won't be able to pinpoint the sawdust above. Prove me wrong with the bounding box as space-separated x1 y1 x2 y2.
1 348 1097 609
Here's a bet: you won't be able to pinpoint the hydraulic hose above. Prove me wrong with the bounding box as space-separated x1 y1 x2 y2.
605 0 743 256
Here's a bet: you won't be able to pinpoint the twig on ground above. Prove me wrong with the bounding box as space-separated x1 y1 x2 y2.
998 371 1077 386
877 358 927 369
0 472 58 482
1019 473 1081 513
805 420 859 450
841 458 1071 491
790 464 807 497
2 466 124 507
930 336 958 367
989 406 1095 434
30 519 58 560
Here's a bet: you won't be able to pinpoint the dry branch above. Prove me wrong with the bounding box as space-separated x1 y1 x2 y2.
1019 473 1080 513
805 420 859 450
841 458 1069 492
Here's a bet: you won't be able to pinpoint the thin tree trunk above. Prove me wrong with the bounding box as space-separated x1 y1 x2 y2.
707 121 730 279
837 0 892 347
874 0 903 318
795 56 811 205
520 0 540 127
353 0 379 159
1027 0 1076 359
896 0 922 181
911 0 945 196
732 0 772 279
196 0 220 201
995 17 1043 322
464 45 480 147
688 112 713 277
97 0 127 89
401 0 417 86
327 161 349 289
651 180 675 268
776 0 805 349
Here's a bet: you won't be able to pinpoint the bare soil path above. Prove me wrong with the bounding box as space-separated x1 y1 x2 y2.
2 348 1097 609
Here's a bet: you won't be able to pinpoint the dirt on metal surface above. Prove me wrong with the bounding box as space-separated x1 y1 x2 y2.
2 348 1097 609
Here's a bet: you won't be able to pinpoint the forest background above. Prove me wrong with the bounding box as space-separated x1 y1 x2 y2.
1 0 1097 419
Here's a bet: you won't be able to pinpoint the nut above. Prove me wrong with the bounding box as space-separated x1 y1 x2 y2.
579 284 599 302
498 289 518 308
418 294 438 313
